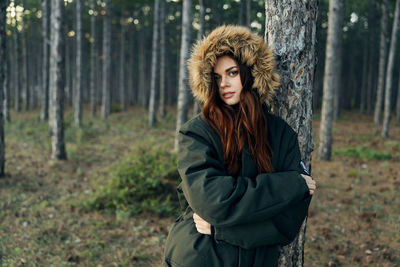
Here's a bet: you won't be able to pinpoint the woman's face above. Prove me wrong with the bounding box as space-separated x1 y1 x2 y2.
213 55 243 105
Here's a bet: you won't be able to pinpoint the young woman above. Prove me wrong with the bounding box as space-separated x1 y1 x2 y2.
163 25 316 267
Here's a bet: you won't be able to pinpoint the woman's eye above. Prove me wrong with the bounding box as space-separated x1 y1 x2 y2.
229 71 238 77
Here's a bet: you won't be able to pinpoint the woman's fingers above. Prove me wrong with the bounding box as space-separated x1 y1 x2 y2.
193 213 211 235
301 174 317 195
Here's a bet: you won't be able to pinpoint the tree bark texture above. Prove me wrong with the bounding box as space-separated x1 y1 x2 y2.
101 0 111 119
138 29 146 107
265 0 317 265
90 0 97 115
49 0 67 160
127 26 135 105
74 0 82 126
149 0 160 127
332 1 344 121
246 0 251 28
382 0 400 138
12 24 20 112
159 0 167 118
0 0 7 176
192 0 205 117
396 71 400 122
119 21 126 112
374 0 388 124
41 0 50 122
174 0 192 151
21 23 29 110
360 33 368 114
318 0 343 161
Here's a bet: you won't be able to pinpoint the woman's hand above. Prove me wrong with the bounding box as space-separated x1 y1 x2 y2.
193 213 211 235
301 174 316 195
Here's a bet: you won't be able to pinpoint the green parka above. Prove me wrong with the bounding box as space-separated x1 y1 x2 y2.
163 25 312 267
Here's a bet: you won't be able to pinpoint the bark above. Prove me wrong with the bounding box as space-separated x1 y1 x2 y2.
382 0 400 138
127 25 135 105
174 0 192 151
192 0 205 117
239 0 244 25
138 29 146 107
90 0 97 115
318 0 343 161
0 0 7 176
74 0 82 126
4 52 9 122
332 1 344 120
101 0 111 119
12 24 20 112
21 23 29 110
119 21 126 112
159 0 167 118
49 0 67 160
41 0 50 121
366 39 375 115
246 0 251 28
360 34 368 114
374 0 388 124
65 37 71 107
265 0 317 265
149 0 160 127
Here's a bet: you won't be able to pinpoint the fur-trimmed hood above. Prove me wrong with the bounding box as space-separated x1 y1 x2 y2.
188 25 280 104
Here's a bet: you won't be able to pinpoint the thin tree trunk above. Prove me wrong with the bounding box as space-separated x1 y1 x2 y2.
159 0 167 118
246 0 251 28
360 34 368 114
239 0 244 25
41 0 50 121
74 0 82 126
382 0 400 137
127 25 135 105
90 0 97 115
101 0 111 119
13 24 20 112
119 21 126 112
4 53 9 122
265 1 317 265
374 0 388 124
193 0 204 116
332 1 344 120
149 0 160 127
138 29 146 107
318 0 343 161
22 23 29 110
366 41 375 115
49 0 67 160
0 0 7 176
174 0 192 151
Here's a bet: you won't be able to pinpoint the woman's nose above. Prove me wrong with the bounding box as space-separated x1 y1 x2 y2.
220 76 229 88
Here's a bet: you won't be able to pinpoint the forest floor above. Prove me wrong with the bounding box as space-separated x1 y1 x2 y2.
0 107 399 267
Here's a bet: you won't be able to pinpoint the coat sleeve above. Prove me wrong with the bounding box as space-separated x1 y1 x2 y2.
178 120 310 228
212 129 312 249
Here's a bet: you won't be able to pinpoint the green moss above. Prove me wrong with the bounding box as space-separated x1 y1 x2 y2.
334 146 392 160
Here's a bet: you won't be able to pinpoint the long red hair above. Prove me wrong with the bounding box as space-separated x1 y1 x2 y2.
202 55 273 177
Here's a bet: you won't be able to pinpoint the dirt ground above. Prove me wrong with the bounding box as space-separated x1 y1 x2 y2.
0 109 399 266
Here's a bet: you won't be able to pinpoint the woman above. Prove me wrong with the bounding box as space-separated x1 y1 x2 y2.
163 25 316 267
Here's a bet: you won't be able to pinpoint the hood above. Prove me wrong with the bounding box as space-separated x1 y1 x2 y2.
188 25 280 104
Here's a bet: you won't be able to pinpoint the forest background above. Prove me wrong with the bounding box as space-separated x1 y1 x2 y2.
0 0 399 266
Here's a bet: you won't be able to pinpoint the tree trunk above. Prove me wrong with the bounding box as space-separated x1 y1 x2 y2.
317 0 343 161
119 21 127 112
360 33 368 114
41 0 50 121
101 0 111 119
74 0 82 126
138 29 146 107
265 0 317 265
90 0 97 116
12 24 20 112
192 0 204 117
382 0 400 138
149 0 160 127
159 0 167 118
238 0 244 25
246 0 251 28
21 23 29 111
49 0 67 160
265 0 317 266
332 1 344 120
374 0 388 124
127 25 135 105
0 0 7 176
174 0 192 151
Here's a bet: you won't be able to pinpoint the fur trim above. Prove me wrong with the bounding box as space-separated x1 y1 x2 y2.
188 25 280 104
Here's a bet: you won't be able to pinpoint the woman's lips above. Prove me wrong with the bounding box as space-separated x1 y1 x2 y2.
223 92 235 99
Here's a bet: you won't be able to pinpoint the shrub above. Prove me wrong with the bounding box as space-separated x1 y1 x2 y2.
87 146 180 217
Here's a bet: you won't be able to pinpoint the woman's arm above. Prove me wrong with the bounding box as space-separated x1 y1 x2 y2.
178 120 310 227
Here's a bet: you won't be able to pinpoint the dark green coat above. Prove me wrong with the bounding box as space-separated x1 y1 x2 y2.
163 108 312 267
